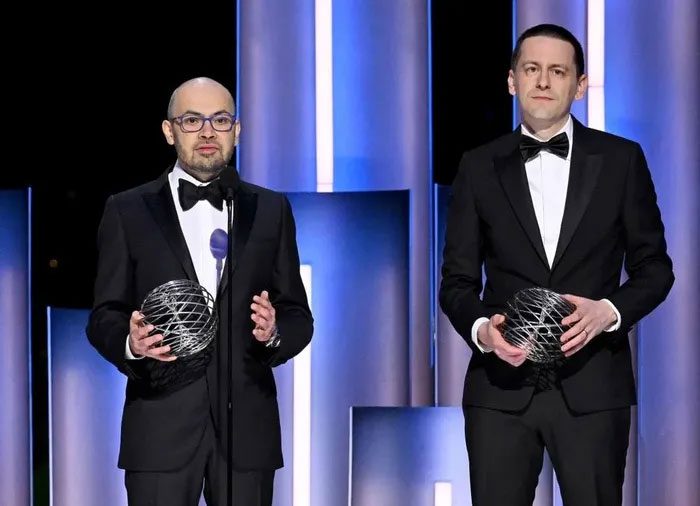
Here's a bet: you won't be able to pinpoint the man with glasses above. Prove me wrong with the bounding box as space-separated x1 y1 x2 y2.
87 77 313 505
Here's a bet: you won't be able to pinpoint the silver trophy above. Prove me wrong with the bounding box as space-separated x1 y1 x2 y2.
140 279 218 357
498 287 576 363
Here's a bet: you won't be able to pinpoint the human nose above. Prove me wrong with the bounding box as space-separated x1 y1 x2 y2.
199 118 217 138
536 70 550 90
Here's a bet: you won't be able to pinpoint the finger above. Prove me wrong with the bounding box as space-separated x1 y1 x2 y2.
564 340 587 357
141 333 164 349
131 311 145 324
561 332 588 353
561 310 583 327
504 354 526 367
145 344 172 357
490 313 506 326
562 294 582 305
253 296 274 313
261 290 269 300
511 356 528 367
252 328 271 342
153 354 178 362
488 327 523 356
251 303 272 321
494 339 527 357
135 324 156 340
499 344 527 357
250 312 270 325
560 319 589 342
251 314 270 328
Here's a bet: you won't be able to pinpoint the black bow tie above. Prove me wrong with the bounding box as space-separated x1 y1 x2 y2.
519 132 569 162
178 179 224 211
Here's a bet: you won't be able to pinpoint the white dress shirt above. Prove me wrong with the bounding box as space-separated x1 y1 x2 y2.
126 164 229 359
471 115 621 352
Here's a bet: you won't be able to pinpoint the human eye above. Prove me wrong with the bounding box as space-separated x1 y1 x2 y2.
213 114 233 126
182 115 203 126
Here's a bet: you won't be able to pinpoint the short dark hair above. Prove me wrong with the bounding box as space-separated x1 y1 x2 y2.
511 24 585 78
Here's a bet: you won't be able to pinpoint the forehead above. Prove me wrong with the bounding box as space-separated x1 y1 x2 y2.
172 84 233 114
519 35 576 66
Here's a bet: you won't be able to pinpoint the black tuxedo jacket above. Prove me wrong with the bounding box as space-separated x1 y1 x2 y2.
86 169 313 472
439 119 673 413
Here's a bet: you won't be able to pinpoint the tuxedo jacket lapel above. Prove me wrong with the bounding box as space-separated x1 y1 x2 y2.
142 172 199 283
218 189 258 297
495 132 550 269
552 120 603 269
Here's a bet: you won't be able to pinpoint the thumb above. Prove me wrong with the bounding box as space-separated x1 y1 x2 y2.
491 313 506 325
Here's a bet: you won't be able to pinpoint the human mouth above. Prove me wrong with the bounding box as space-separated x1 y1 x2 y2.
196 145 219 154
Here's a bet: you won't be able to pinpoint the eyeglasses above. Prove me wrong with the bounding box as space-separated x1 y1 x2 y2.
170 112 237 133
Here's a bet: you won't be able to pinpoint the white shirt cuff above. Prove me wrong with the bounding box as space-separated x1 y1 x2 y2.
601 299 622 332
125 334 144 360
471 317 493 353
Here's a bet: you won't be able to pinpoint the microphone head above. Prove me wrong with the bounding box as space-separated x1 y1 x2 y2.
209 228 228 260
218 166 240 199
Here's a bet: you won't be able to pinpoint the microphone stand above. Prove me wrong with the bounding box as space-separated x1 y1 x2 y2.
224 192 235 506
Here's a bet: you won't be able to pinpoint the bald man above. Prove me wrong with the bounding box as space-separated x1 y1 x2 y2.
87 78 313 505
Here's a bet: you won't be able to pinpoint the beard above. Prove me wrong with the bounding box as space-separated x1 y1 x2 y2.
175 143 233 182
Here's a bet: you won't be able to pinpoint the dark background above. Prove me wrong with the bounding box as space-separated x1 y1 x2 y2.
5 3 511 503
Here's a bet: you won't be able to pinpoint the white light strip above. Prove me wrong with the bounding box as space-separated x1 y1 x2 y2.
587 0 605 130
315 0 334 192
294 265 313 506
434 481 453 506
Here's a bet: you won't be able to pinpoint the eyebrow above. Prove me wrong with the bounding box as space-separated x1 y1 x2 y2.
179 109 232 116
521 60 571 69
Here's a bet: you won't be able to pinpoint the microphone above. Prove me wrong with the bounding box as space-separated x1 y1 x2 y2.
218 167 238 506
209 228 228 260
218 166 240 202
209 228 228 292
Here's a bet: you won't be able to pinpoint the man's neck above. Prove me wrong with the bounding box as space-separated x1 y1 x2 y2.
521 114 570 141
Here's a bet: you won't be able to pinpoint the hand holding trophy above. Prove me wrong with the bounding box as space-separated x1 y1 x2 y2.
498 287 576 364
138 279 218 391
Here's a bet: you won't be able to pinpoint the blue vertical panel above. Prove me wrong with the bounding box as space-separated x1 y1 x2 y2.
49 308 127 506
333 0 432 405
350 407 469 506
237 0 317 192
435 184 471 407
514 0 588 125
285 191 410 506
0 189 31 506
606 2 700 505
272 344 293 505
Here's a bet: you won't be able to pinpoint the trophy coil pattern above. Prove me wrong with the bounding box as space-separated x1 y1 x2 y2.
500 287 575 364
140 279 218 357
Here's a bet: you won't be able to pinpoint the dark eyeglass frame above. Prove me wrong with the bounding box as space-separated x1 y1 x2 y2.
170 112 238 132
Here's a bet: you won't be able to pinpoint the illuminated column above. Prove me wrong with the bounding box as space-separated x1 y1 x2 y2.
606 1 699 504
0 189 32 506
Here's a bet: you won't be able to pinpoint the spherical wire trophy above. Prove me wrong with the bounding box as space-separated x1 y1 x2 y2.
139 279 218 391
498 287 576 364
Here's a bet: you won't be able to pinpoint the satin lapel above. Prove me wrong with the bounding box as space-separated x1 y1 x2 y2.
551 122 603 269
495 139 550 269
218 189 258 297
142 174 199 283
